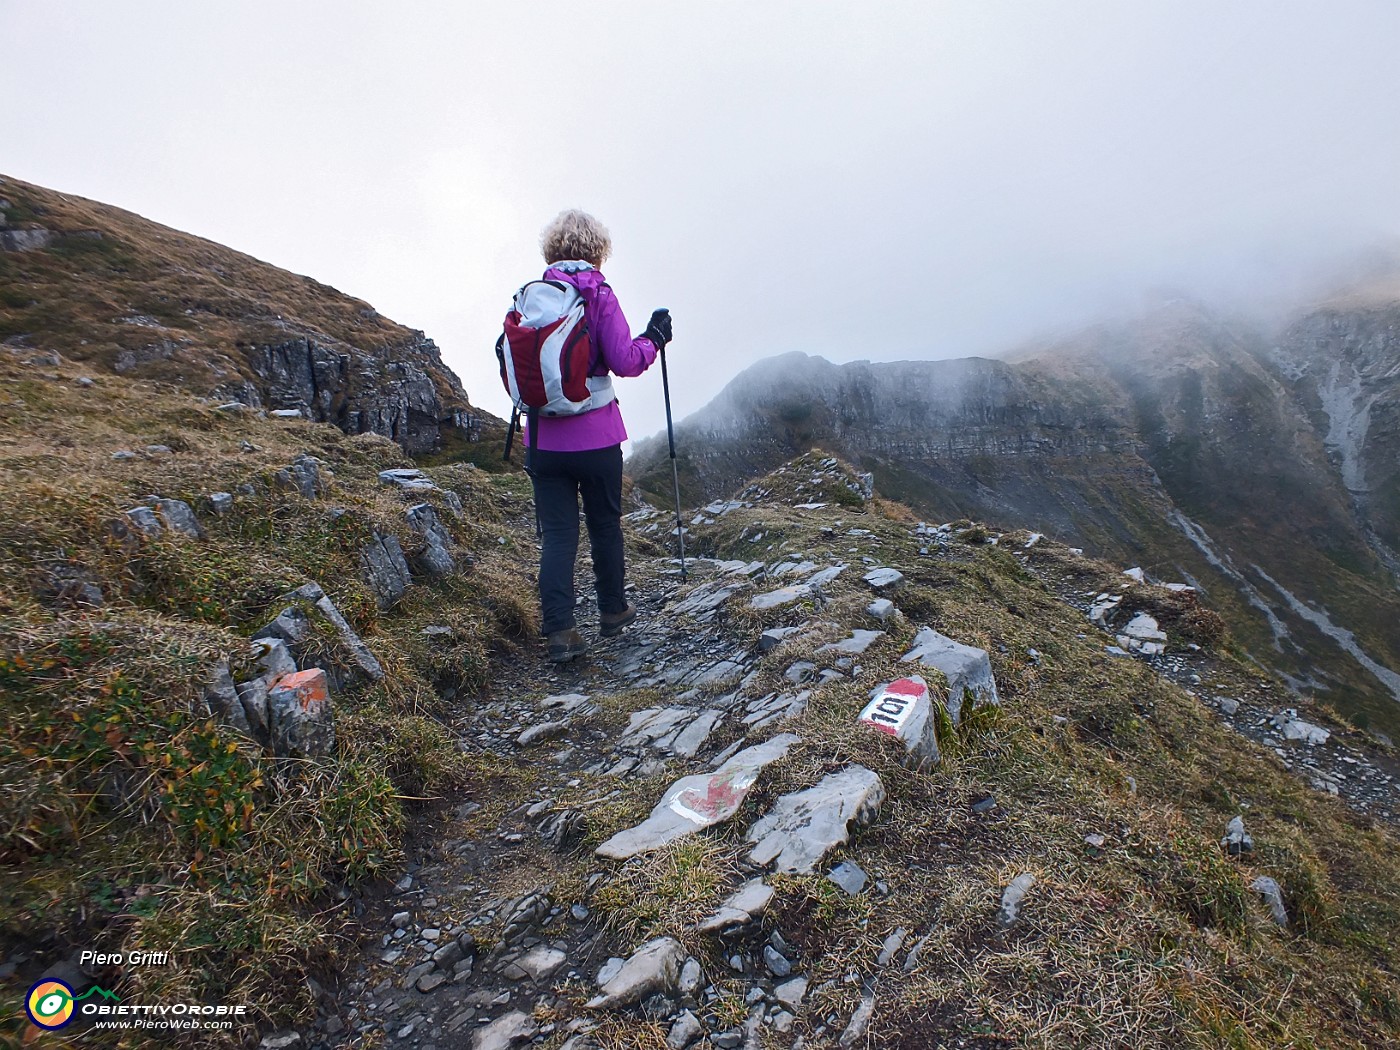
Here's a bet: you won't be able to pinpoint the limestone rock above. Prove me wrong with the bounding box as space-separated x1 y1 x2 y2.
866 598 897 621
597 735 799 859
1115 611 1167 656
1250 875 1289 927
672 582 742 619
39 565 103 608
697 879 775 932
379 467 438 493
746 765 885 873
518 721 568 747
251 637 298 684
818 629 886 655
152 498 204 538
827 861 868 896
267 669 335 757
784 660 815 684
273 454 327 499
539 809 587 851
586 936 686 1010
839 991 876 1047
203 661 252 734
667 1009 705 1049
998 873 1035 928
470 1010 537 1050
862 567 904 591
1273 709 1331 745
858 676 939 769
758 626 802 652
498 945 566 982
235 678 271 740
749 584 810 611
116 505 163 539
900 627 999 724
262 582 384 684
621 706 721 757
406 502 456 578
1221 815 1253 856
359 531 413 611
774 976 807 1007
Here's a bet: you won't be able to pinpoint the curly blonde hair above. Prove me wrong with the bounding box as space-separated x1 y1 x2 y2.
540 209 612 266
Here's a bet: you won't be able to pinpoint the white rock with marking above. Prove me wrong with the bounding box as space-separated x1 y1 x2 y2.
858 676 939 770
596 735 799 859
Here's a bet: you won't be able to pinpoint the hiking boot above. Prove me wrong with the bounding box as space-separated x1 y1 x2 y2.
599 603 638 638
547 628 587 663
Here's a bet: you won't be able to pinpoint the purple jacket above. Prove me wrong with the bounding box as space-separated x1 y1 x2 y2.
524 261 659 452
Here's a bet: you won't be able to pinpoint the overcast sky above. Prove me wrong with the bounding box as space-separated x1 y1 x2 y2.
6 2 1400 445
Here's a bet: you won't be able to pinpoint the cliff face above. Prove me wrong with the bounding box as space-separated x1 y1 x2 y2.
0 174 491 454
1269 286 1400 571
630 297 1400 732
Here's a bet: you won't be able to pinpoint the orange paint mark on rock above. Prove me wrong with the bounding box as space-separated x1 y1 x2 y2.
271 668 330 711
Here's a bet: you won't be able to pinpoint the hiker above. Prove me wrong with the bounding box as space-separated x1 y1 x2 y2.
510 209 673 662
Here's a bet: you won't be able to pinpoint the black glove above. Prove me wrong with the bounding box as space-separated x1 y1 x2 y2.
642 308 672 349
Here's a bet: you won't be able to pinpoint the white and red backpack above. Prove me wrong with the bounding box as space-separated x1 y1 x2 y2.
496 279 615 459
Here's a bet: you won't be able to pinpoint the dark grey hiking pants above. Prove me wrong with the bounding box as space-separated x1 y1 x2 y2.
529 444 627 635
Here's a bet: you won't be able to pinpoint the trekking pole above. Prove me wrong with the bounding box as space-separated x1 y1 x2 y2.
657 325 688 582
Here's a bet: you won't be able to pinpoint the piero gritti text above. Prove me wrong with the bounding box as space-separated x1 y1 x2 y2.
80 950 172 967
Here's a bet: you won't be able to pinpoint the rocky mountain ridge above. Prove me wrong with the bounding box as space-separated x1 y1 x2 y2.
0 173 492 455
629 295 1400 734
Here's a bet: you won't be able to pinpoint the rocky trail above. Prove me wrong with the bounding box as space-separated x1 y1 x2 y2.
282 458 1400 1050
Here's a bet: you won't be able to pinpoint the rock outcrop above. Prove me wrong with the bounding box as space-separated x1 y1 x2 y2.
0 175 494 455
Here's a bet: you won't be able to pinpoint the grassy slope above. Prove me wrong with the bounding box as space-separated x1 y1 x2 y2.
574 453 1400 1049
0 174 494 444
0 351 536 1043
0 335 1395 1047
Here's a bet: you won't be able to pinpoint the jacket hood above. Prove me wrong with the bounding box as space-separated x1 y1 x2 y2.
545 261 606 295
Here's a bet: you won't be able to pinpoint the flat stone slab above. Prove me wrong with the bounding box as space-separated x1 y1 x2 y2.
859 676 939 769
862 567 904 590
746 765 885 873
805 564 846 588
499 945 566 982
379 467 438 493
698 879 775 932
900 627 998 724
827 860 868 895
586 936 686 1009
471 1010 537 1050
673 582 742 618
750 585 810 610
818 629 886 655
742 691 810 729
596 735 800 859
621 706 723 757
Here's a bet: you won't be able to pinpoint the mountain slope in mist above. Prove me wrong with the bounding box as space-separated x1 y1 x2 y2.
629 292 1400 733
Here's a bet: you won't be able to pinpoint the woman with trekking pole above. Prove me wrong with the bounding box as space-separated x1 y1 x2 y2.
496 209 677 663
